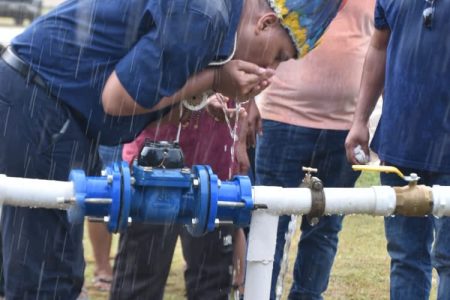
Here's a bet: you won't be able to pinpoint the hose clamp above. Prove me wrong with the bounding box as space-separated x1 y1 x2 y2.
301 167 326 226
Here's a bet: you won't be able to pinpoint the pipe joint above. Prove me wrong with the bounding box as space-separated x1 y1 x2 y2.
301 169 325 225
394 184 433 216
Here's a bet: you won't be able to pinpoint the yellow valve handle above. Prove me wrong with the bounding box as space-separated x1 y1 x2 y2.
352 165 406 179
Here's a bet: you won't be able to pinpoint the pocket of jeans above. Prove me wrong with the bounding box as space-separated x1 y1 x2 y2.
29 96 72 155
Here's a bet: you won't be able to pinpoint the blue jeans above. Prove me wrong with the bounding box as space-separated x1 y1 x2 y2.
99 145 124 166
0 60 101 299
256 120 360 300
381 165 450 300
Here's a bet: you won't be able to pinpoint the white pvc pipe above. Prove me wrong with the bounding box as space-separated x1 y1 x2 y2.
248 185 450 300
0 174 74 209
432 185 450 217
253 186 396 216
324 186 396 215
244 211 278 300
253 186 312 215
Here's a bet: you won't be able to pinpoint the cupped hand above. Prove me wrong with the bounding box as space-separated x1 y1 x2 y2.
213 60 275 102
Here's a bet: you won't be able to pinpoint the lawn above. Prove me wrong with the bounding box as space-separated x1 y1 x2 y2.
83 172 437 299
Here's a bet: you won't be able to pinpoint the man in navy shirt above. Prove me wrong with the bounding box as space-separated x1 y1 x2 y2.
0 0 343 298
346 0 450 299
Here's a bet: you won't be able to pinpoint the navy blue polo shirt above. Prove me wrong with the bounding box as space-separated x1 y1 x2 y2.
12 0 242 145
371 0 450 172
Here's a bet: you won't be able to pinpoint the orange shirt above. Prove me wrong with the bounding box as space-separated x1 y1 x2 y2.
257 0 375 130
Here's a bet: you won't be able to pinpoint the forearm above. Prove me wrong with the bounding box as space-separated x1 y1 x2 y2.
102 69 215 116
152 68 215 111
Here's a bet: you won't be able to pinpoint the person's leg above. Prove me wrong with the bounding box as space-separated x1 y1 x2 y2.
110 223 180 300
288 129 359 300
430 173 450 300
271 215 292 298
88 222 113 290
433 216 450 300
88 145 123 290
256 120 318 300
232 228 246 296
180 226 234 300
0 227 4 298
0 60 99 299
381 167 434 300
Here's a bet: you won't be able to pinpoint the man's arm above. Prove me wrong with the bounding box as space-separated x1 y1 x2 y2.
101 68 215 116
345 28 390 164
102 61 275 116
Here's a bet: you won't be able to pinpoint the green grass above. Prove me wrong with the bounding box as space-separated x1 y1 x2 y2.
83 172 437 299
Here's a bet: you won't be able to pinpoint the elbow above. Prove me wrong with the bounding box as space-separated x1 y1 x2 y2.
102 71 128 116
101 90 121 116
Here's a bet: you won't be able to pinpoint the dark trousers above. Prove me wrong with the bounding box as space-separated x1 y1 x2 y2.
256 120 360 300
0 59 100 299
381 166 450 300
110 223 234 300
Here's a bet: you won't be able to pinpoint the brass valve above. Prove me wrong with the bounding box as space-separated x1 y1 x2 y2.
352 165 432 216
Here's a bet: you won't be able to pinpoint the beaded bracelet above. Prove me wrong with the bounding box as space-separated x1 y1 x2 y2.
182 91 211 111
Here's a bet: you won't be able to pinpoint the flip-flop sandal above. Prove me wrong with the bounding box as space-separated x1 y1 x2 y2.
92 275 112 292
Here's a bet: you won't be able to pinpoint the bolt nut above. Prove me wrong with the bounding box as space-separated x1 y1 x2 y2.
192 218 199 225
107 175 114 184
130 176 136 185
410 173 419 180
103 216 110 223
101 170 107 176
181 168 191 174
127 217 132 225
217 179 222 188
193 178 200 187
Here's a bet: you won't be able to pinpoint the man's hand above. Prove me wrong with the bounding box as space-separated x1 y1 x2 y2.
345 122 370 165
205 94 233 122
214 60 275 102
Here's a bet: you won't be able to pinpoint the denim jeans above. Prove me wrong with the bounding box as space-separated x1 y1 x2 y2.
0 60 101 299
255 120 360 300
98 145 124 166
381 165 450 300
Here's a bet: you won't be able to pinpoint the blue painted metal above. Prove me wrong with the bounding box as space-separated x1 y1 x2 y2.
67 169 87 224
67 162 255 235
107 163 122 232
216 175 253 227
205 166 219 232
186 165 210 236
118 161 132 231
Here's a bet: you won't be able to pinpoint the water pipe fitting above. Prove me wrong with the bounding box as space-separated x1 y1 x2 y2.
393 184 433 216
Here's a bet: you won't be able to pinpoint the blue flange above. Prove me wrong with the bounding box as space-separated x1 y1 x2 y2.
117 161 132 231
107 163 122 232
205 165 219 232
67 169 87 224
186 165 211 236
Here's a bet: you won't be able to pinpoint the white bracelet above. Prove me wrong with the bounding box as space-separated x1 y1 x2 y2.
182 91 210 111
